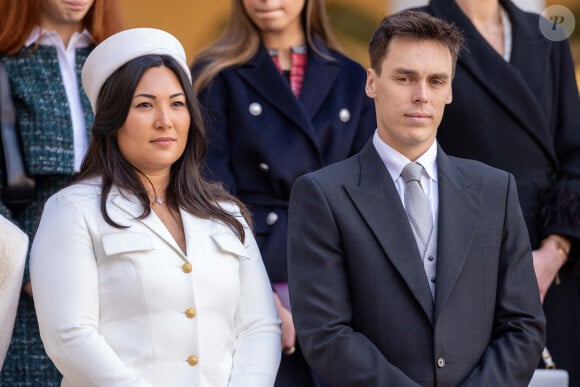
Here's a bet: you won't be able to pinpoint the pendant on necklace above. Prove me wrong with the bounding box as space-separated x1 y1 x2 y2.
155 197 164 205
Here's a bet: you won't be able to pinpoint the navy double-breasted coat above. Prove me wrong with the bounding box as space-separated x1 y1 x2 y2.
193 42 376 283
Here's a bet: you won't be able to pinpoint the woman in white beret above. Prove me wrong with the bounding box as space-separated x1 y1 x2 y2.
0 215 27 370
30 28 281 387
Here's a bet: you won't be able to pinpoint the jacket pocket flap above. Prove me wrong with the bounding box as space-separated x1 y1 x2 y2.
102 232 155 256
210 232 251 260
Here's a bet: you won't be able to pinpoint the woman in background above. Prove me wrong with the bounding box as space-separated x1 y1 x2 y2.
30 28 281 386
0 1 121 384
191 1 375 385
418 1 580 385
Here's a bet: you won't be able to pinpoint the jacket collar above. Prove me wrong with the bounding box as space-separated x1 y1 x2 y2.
428 0 557 166
108 185 246 260
433 145 481 321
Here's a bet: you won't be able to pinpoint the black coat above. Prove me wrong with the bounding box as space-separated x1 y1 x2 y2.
420 0 580 249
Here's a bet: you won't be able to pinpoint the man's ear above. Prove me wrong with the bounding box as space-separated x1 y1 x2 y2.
446 91 453 104
365 68 377 98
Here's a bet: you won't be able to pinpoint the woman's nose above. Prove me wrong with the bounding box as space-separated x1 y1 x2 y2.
155 108 173 129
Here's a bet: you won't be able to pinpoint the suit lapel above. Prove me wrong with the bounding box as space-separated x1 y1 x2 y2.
299 41 340 120
237 45 319 146
434 148 482 320
430 0 556 166
345 142 434 323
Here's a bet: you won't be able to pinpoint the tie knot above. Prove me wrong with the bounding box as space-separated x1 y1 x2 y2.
401 162 424 183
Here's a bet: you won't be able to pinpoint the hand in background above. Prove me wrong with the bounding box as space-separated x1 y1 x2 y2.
533 235 570 303
23 281 32 297
273 291 296 355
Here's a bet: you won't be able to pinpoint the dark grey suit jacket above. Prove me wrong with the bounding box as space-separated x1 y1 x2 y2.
287 141 546 387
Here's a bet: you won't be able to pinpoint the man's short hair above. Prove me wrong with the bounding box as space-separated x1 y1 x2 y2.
369 10 464 74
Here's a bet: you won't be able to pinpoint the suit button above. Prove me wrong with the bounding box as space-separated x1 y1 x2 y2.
437 357 446 368
187 355 199 366
185 308 197 319
266 212 278 225
182 262 192 273
339 108 351 122
249 102 262 116
259 162 270 172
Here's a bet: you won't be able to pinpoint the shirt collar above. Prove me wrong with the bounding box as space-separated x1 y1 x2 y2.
372 130 438 183
25 26 93 48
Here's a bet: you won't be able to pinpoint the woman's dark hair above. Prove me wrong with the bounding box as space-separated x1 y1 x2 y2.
77 54 251 241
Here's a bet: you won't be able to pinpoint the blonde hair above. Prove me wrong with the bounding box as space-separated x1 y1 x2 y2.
192 0 340 93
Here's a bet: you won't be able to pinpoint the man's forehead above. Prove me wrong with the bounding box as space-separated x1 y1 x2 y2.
382 38 453 73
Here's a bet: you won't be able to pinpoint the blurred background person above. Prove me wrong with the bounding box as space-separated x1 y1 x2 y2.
0 215 27 371
190 0 375 385
0 0 122 384
30 27 281 386
392 0 544 13
416 0 580 385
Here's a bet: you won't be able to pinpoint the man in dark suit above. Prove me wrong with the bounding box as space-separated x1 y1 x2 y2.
287 10 545 387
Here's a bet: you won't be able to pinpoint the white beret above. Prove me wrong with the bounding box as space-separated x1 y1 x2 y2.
82 28 191 112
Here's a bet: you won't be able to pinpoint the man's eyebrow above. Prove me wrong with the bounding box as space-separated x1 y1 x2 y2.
392 67 418 76
391 67 450 79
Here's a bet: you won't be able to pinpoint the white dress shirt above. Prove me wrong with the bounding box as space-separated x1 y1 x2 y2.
26 27 93 171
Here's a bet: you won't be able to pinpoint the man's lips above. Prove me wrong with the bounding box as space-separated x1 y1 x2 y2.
405 112 432 118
